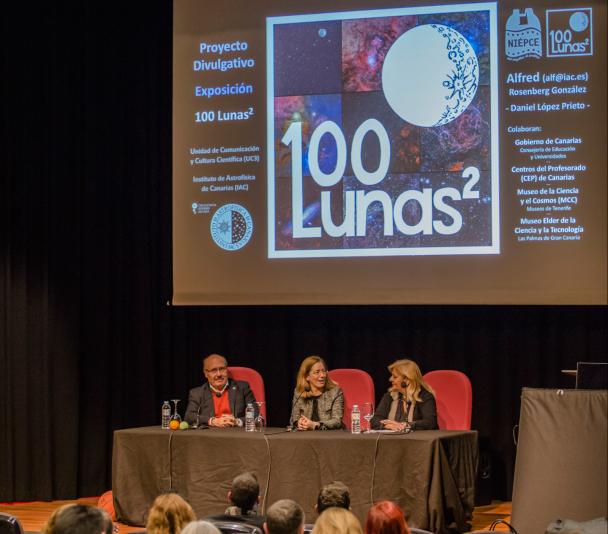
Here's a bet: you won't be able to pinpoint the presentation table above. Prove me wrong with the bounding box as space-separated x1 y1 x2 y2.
112 427 477 533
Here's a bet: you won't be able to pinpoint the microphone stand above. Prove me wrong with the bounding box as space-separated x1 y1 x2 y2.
288 390 306 430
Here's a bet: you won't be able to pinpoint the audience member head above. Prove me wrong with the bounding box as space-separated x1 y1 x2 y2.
312 507 362 534
146 492 196 534
229 472 260 513
316 481 351 514
43 504 113 534
181 521 222 534
365 501 410 534
264 499 304 534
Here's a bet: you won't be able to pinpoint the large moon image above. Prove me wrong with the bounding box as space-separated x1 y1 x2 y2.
382 24 479 127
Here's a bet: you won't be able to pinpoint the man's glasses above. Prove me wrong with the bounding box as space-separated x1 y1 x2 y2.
206 366 228 375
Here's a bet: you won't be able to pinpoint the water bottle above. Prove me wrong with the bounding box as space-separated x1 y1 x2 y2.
351 404 361 434
161 401 171 429
245 403 255 432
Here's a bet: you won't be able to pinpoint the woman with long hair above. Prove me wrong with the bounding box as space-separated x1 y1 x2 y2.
371 359 437 431
146 493 196 534
365 501 411 534
290 355 344 430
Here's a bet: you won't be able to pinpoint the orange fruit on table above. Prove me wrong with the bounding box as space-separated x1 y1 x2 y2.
169 419 180 430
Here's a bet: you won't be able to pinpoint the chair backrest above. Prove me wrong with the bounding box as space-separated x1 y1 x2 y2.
98 489 117 521
328 368 375 429
228 367 266 419
209 521 263 534
423 370 472 430
0 513 24 534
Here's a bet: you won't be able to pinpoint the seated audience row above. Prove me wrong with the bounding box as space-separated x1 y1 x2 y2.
42 478 412 534
266 497 412 534
185 354 437 431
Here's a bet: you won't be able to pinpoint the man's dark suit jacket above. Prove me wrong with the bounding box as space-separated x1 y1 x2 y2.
184 379 257 426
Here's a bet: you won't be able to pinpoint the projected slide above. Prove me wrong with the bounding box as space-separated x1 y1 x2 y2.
172 0 607 305
267 4 499 258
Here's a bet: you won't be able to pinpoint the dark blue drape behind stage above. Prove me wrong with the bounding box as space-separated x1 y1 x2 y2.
1 2 606 503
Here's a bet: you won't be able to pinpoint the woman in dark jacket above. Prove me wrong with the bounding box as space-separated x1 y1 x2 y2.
372 359 438 431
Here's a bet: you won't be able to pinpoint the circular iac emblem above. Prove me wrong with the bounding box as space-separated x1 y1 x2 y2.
382 24 479 127
210 204 253 251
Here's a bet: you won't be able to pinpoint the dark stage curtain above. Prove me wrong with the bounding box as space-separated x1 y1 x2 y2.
1 2 606 503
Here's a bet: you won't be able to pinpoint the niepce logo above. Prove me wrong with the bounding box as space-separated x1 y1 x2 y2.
505 8 542 61
546 8 593 58
267 3 499 258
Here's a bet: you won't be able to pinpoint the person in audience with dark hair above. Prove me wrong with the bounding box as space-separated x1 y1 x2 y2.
372 359 437 431
312 507 362 534
185 353 257 428
264 499 304 534
290 356 344 430
207 472 265 527
42 504 113 534
365 501 411 534
146 492 196 534
316 481 351 514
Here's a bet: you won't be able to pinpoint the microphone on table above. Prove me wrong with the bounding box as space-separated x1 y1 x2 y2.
330 388 344 409
190 404 203 429
399 392 413 433
289 385 310 430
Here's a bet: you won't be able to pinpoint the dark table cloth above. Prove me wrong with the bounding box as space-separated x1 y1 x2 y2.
112 427 477 533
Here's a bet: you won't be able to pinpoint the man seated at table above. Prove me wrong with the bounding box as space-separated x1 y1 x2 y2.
264 500 304 534
185 353 256 427
316 481 351 515
207 472 265 528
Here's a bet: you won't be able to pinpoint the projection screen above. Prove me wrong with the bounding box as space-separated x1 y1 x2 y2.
173 0 607 305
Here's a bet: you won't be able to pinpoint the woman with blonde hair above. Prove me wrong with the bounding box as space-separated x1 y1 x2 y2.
312 507 363 534
289 355 344 430
371 359 437 431
146 492 196 534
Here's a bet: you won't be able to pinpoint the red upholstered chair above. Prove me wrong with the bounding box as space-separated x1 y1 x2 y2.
423 370 472 430
228 366 266 419
328 368 375 430
98 490 117 521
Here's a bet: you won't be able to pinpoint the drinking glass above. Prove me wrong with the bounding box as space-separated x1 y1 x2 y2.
171 399 182 425
254 401 266 432
362 402 374 432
